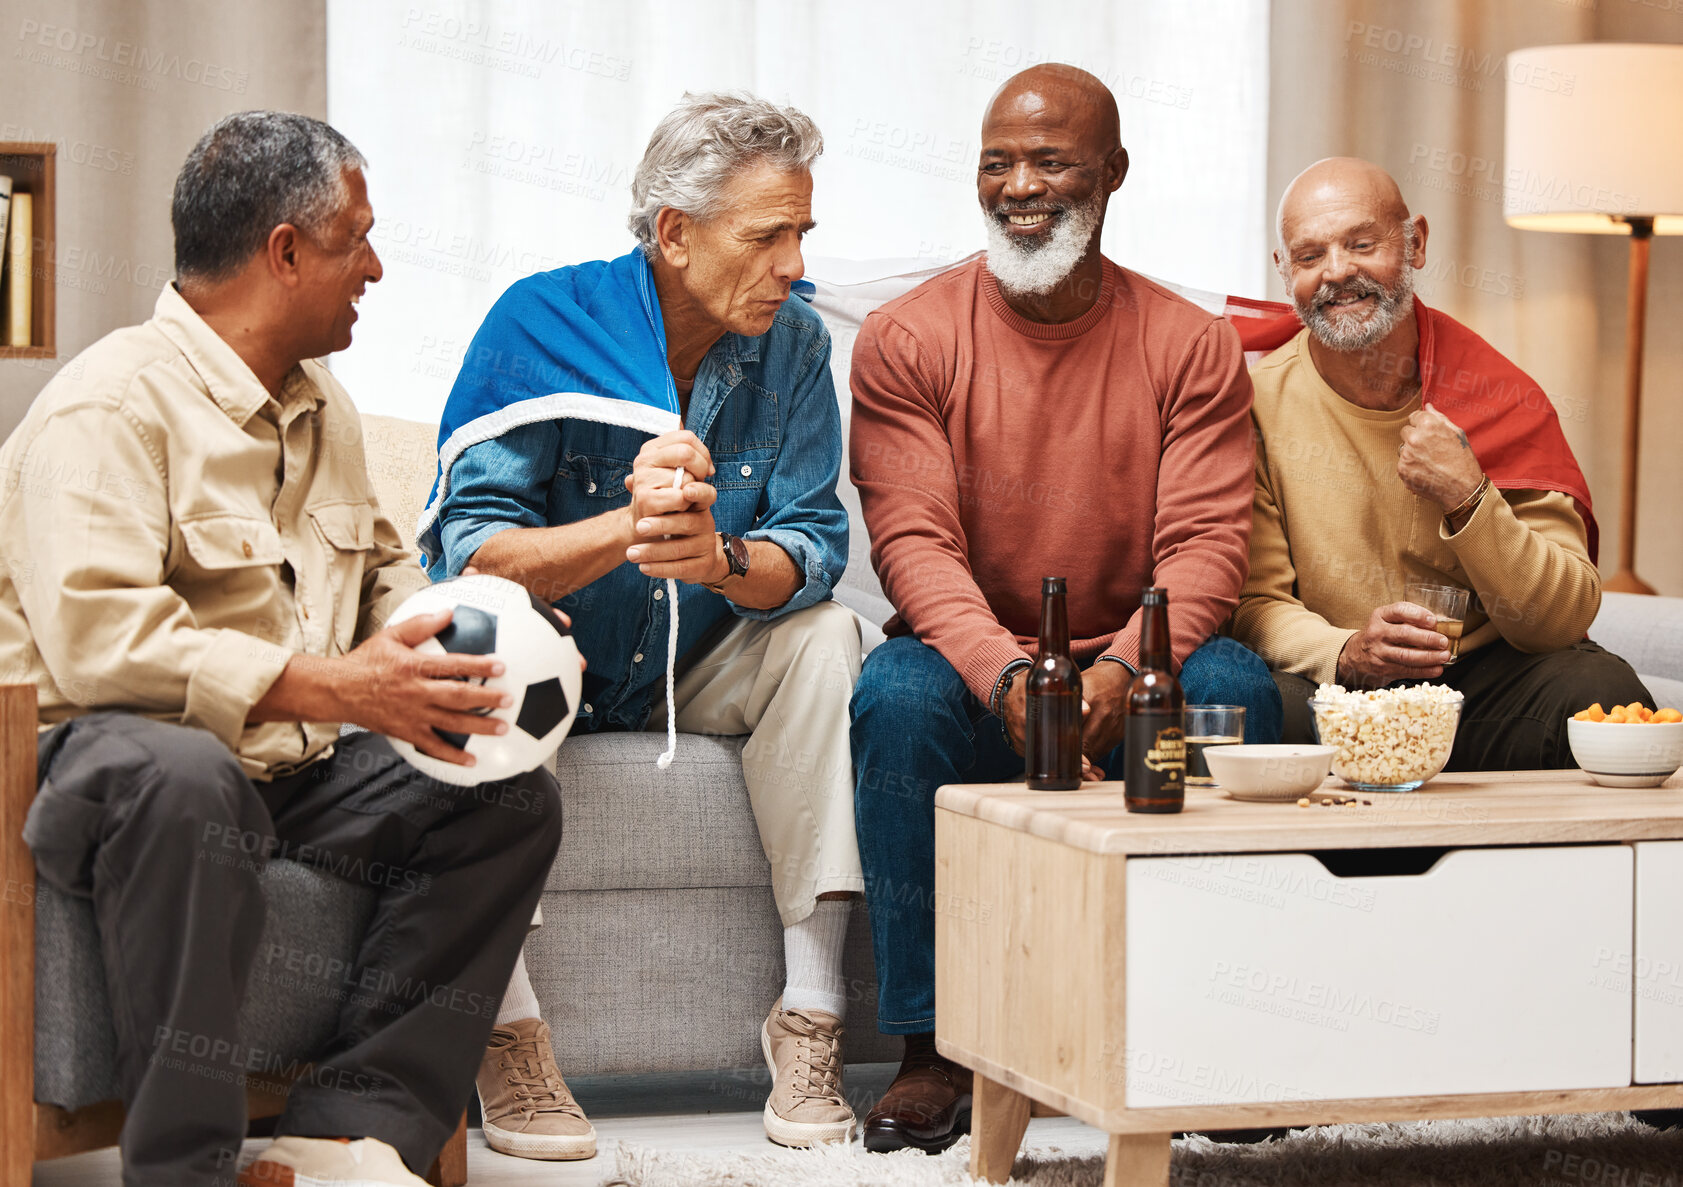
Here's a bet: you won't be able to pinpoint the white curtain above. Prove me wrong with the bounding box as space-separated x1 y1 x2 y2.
327 0 1270 422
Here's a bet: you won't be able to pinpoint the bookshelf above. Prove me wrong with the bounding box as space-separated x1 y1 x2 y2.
0 142 56 359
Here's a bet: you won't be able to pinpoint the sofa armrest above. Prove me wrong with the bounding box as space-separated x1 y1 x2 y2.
2 683 37 1174
1589 594 1683 685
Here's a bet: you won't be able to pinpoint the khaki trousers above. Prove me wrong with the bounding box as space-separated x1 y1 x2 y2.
648 599 865 925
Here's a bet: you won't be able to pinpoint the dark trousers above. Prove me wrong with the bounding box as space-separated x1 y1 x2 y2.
850 634 1282 1035
1274 639 1653 770
25 714 562 1187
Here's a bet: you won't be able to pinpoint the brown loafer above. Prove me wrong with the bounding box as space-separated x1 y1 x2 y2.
862 1033 973 1153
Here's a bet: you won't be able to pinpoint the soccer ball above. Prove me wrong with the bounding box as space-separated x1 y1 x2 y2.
383 574 583 787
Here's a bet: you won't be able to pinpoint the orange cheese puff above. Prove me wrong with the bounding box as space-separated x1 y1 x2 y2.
1639 706 1654 722
1656 708 1683 724
1586 706 1607 722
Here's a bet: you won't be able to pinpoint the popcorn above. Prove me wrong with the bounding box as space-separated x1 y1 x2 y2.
1309 683 1464 789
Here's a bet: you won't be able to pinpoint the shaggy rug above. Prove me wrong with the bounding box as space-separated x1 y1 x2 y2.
607 1112 1683 1186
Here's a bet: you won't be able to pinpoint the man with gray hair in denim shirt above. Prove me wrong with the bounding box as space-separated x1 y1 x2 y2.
425 91 864 1155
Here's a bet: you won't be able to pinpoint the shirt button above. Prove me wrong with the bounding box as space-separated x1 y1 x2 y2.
633 652 644 664
586 481 597 493
582 703 593 715
652 588 664 601
740 464 752 477
242 540 253 558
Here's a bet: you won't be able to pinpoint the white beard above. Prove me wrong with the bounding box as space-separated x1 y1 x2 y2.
983 189 1104 299
1292 228 1420 352
1300 265 1416 352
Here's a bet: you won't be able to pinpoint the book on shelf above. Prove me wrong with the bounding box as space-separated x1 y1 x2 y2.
0 175 11 300
5 189 29 347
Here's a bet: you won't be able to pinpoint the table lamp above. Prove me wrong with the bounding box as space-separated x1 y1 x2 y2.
1505 43 1683 595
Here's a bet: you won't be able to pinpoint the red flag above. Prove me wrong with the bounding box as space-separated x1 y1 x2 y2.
1221 296 1598 562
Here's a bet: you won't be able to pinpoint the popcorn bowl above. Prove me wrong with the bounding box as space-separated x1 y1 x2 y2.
1309 684 1465 792
1566 717 1683 788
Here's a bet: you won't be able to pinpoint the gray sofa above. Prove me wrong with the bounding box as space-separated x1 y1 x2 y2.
32 275 1683 1110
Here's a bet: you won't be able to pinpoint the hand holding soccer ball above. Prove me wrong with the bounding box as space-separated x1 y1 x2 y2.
374 575 585 786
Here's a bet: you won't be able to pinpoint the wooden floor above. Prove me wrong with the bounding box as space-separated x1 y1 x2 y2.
30 1065 1111 1185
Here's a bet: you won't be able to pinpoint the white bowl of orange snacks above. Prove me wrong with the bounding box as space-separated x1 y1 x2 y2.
1567 702 1683 787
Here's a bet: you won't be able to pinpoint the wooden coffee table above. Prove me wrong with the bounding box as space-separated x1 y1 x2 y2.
934 771 1683 1185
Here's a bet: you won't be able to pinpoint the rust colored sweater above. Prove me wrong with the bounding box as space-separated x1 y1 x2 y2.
849 256 1256 703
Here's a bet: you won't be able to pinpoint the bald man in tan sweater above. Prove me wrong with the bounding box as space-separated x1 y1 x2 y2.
1232 159 1649 770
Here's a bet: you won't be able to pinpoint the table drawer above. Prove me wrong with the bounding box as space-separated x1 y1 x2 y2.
1124 845 1632 1106
1636 841 1683 1082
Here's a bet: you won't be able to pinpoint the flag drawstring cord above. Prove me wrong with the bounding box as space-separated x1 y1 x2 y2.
656 465 685 769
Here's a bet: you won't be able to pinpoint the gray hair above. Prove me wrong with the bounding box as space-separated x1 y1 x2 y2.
628 91 823 257
172 110 366 283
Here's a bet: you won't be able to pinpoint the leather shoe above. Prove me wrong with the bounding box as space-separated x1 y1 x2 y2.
862 1033 973 1153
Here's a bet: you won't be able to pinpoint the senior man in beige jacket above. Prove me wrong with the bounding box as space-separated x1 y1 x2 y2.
0 112 563 1187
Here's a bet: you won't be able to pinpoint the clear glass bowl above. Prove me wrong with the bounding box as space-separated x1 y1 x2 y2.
1308 696 1463 792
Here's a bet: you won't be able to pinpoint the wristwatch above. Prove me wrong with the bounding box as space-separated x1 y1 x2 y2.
716 532 750 583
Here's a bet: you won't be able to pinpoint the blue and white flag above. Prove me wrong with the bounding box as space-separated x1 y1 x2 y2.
417 246 687 766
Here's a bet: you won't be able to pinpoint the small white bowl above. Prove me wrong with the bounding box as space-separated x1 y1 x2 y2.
1567 717 1683 787
1203 744 1336 802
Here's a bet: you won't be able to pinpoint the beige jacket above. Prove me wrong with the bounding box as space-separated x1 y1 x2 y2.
0 285 427 777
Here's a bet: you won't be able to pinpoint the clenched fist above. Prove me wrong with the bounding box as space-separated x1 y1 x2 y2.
1398 406 1483 513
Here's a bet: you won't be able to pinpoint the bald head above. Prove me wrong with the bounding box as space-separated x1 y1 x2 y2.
983 64 1120 153
1277 157 1410 251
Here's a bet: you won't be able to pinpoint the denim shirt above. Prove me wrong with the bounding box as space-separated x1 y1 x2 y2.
431 294 848 732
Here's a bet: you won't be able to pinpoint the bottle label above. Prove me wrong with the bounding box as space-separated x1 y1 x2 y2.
1125 714 1185 807
1145 729 1186 773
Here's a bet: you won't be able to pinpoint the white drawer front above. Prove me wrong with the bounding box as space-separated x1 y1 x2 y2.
1636 840 1683 1083
1124 845 1632 1106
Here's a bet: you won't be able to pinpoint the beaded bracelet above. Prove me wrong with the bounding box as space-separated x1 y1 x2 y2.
989 659 1032 717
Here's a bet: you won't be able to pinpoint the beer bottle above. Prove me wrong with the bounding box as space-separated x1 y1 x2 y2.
1026 577 1082 791
1124 586 1186 813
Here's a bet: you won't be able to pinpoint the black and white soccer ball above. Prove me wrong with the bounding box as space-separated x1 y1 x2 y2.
384 574 582 787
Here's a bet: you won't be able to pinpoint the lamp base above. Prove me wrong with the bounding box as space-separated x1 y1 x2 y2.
1603 568 1657 596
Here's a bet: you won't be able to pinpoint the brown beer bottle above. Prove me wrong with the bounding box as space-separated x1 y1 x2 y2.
1124 586 1186 813
1026 577 1082 791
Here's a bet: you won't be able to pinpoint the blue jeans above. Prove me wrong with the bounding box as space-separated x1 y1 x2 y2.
849 634 1281 1034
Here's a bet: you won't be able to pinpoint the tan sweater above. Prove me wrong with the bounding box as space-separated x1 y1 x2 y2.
1231 331 1600 684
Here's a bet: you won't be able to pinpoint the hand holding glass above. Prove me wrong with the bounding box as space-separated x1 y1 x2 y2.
1404 582 1471 664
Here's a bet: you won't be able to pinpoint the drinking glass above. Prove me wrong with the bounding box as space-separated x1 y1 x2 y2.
1405 582 1472 664
1184 705 1245 787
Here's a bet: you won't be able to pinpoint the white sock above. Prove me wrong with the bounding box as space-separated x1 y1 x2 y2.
496 948 542 1025
782 898 851 1020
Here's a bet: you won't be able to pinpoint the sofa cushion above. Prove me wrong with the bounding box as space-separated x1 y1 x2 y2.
526 885 900 1075
361 413 439 553
35 860 377 1112
547 732 775 893
1590 592 1683 693
1638 675 1683 711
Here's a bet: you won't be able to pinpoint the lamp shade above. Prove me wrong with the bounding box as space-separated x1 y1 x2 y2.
1504 43 1683 235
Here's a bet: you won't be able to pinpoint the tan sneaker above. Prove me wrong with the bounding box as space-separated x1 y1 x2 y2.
761 997 856 1147
477 1017 597 1160
236 1136 428 1186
